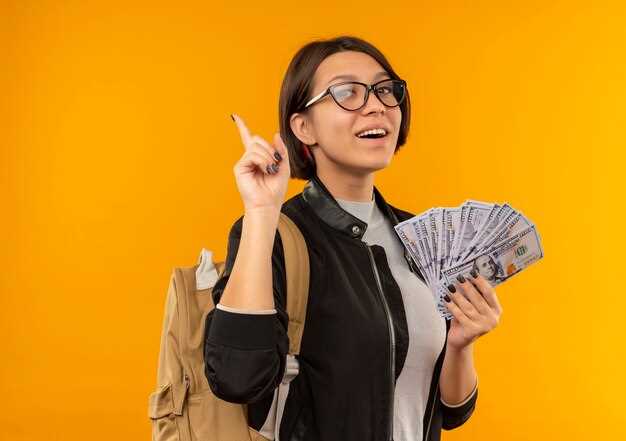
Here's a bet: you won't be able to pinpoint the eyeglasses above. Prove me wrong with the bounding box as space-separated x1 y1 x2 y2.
302 78 407 111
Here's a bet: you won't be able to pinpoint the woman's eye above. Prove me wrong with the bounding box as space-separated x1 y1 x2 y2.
335 88 354 98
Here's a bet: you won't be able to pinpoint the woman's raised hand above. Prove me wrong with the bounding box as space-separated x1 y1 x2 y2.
231 114 290 213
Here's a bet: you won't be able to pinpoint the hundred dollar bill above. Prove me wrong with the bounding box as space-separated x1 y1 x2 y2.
449 203 470 264
451 200 494 265
414 215 436 283
442 207 462 270
394 220 433 286
436 225 544 318
428 208 444 281
460 204 512 262
464 210 534 262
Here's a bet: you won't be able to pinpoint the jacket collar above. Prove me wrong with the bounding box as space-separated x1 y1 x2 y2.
302 173 402 240
302 172 424 279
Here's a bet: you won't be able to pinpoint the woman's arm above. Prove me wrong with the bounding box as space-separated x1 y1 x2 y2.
438 342 479 430
219 207 280 310
439 342 478 406
203 212 289 404
438 271 503 428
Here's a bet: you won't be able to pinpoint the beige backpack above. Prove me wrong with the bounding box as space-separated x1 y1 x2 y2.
148 213 310 441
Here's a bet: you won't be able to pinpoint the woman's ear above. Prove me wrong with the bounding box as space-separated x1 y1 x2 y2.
290 113 317 147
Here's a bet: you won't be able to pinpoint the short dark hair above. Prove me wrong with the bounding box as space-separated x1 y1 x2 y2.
278 35 412 181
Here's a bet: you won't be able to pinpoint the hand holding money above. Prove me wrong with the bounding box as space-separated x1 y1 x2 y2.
442 270 503 350
394 200 544 320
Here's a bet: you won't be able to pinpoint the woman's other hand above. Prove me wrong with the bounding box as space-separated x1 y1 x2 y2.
443 271 503 351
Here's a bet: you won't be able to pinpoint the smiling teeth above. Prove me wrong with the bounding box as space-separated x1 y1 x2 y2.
357 128 387 137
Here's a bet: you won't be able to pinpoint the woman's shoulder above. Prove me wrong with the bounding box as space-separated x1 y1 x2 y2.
280 192 303 214
279 192 313 230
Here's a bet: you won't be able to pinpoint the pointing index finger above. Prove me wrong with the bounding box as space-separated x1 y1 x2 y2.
231 113 252 147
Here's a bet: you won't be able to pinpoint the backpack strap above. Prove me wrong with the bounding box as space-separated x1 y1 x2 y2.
277 212 310 356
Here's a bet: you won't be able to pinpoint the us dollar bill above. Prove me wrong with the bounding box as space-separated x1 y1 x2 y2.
452 200 494 265
394 200 543 320
463 210 534 262
436 225 544 313
394 220 433 287
442 207 462 269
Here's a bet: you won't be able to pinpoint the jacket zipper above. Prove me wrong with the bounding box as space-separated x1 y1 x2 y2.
363 240 395 441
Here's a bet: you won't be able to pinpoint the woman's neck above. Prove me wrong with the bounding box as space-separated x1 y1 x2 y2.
315 167 374 202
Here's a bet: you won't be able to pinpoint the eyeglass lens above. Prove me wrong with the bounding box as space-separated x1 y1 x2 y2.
330 80 405 110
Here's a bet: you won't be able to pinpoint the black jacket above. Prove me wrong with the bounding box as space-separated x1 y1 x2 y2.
204 173 478 441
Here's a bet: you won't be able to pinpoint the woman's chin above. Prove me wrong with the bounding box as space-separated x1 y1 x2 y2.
353 156 394 173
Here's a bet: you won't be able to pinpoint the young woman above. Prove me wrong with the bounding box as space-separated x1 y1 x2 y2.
204 35 502 441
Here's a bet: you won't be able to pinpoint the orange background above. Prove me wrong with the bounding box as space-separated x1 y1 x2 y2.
2 1 625 439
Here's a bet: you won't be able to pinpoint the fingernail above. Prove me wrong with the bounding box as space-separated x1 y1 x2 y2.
447 284 456 293
470 269 478 279
456 274 465 283
271 163 279 173
230 114 235 121
274 151 282 161
444 294 451 302
266 164 273 174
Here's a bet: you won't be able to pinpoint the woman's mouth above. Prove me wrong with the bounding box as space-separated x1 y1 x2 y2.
355 128 389 145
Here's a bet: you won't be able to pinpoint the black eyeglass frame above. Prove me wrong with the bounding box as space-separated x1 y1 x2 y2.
302 78 407 112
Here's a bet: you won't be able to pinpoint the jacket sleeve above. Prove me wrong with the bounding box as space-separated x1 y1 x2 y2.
203 215 290 404
440 377 479 430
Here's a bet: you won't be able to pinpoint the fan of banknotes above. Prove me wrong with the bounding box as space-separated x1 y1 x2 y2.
394 200 544 320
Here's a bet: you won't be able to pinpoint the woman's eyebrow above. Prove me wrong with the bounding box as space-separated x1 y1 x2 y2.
326 71 390 85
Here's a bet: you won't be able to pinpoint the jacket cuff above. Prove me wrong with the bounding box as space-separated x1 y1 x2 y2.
207 307 277 350
440 377 478 430
440 376 478 408
216 303 278 315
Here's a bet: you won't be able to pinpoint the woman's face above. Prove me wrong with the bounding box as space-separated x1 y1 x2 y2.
292 51 403 176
